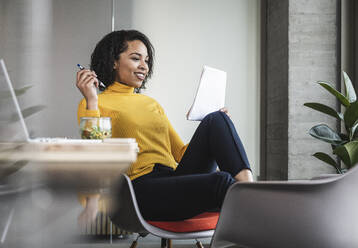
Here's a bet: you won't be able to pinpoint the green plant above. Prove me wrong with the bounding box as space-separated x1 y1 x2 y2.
0 85 45 180
304 72 358 174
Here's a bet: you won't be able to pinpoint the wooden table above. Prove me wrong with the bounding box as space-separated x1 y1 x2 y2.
0 142 138 189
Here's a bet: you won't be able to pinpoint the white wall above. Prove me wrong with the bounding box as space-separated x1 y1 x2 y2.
117 0 261 177
0 0 260 177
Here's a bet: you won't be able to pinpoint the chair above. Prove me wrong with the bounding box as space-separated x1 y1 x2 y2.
109 174 219 248
0 181 43 246
210 165 358 248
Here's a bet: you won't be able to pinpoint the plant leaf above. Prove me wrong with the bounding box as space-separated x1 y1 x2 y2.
309 124 343 145
318 81 350 107
333 141 358 168
312 152 342 173
343 71 357 103
344 101 358 128
0 85 33 99
22 105 46 119
14 85 33 96
0 144 23 153
10 105 46 122
304 102 343 120
0 160 28 180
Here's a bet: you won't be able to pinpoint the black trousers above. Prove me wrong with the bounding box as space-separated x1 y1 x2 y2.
132 111 251 221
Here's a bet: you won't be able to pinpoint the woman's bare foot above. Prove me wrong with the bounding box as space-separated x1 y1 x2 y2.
234 169 253 182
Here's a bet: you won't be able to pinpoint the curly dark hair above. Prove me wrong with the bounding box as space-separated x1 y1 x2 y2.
90 30 155 93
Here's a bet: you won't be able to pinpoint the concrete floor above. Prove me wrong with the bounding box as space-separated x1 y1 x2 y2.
67 234 211 248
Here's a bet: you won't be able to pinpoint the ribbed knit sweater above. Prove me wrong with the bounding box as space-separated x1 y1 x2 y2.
77 82 188 181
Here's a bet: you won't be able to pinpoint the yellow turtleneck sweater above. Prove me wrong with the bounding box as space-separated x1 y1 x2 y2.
77 82 188 181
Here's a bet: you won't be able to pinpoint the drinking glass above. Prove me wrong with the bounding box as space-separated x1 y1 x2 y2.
79 117 112 139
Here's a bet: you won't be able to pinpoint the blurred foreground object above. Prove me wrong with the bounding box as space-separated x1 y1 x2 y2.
0 141 137 190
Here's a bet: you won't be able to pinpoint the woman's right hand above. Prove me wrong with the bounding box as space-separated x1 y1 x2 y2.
76 69 99 109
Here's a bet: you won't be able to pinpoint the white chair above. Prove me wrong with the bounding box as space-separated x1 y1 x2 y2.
109 174 219 248
210 166 358 248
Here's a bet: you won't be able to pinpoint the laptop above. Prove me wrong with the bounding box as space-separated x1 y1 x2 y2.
187 65 227 121
0 59 103 144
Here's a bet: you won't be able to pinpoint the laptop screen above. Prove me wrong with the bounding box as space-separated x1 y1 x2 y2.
0 59 30 142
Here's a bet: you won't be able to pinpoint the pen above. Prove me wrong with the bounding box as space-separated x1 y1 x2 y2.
77 64 106 90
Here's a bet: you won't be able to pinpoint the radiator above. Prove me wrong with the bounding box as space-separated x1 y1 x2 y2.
82 211 131 237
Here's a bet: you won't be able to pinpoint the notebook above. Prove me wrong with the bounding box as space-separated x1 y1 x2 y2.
187 66 227 121
0 59 133 145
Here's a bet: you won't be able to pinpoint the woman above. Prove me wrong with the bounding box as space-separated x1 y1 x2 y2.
76 30 253 225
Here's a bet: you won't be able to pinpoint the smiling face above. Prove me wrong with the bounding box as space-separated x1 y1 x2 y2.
114 40 149 88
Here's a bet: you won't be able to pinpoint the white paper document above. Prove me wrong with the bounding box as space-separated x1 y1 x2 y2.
187 66 227 121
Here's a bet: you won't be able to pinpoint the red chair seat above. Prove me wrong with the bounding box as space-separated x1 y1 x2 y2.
147 212 220 233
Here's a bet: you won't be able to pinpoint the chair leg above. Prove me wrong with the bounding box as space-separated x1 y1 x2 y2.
161 238 167 248
196 240 204 248
129 241 138 248
161 238 172 248
130 234 141 248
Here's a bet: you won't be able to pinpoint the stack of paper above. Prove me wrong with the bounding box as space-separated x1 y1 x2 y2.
187 66 227 121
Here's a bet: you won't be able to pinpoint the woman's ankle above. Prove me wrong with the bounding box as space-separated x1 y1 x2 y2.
234 169 253 182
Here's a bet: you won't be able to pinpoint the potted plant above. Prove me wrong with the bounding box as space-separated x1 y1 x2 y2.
304 72 358 174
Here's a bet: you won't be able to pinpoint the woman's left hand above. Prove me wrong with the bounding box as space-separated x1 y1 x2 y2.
220 107 231 118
